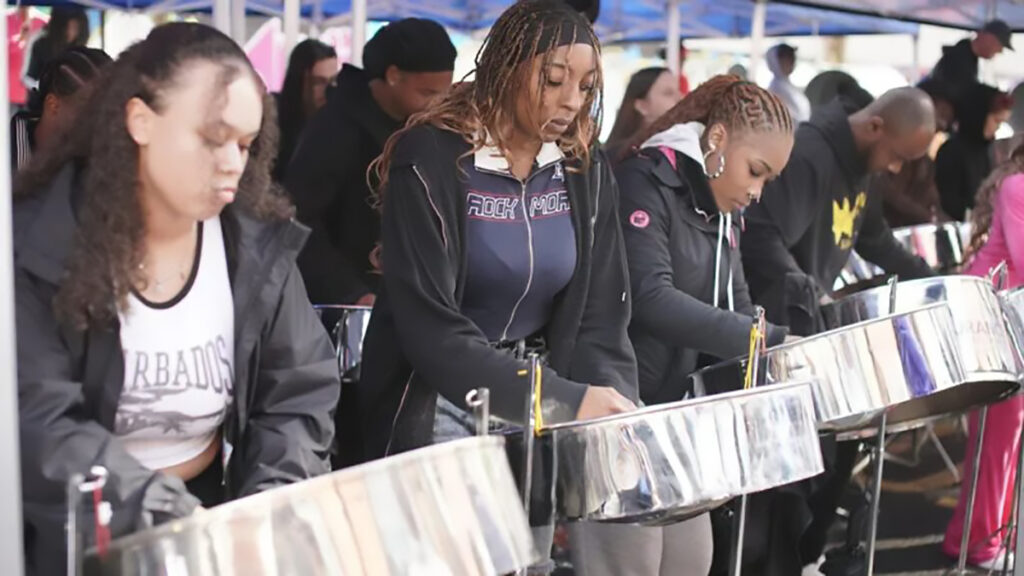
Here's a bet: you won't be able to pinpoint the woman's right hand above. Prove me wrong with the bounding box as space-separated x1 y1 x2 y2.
575 386 636 421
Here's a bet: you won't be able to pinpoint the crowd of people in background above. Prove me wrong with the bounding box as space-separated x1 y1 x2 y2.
7 2 1024 575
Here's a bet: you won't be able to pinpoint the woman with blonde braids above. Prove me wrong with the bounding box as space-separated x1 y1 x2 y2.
359 1 638 572
565 75 795 576
942 141 1024 570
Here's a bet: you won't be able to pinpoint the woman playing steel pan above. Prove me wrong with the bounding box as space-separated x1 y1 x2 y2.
14 23 339 574
565 76 794 576
942 141 1024 570
360 0 637 572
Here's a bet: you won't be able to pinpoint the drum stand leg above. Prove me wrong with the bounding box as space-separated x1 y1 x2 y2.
728 494 749 576
866 412 888 576
955 406 989 575
1010 404 1024 576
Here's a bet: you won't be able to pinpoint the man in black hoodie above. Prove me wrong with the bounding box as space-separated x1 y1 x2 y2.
741 87 937 335
929 19 1012 109
285 19 456 306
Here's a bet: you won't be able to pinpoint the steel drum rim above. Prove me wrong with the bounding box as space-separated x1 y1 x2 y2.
312 304 374 311
695 302 951 379
98 435 507 551
541 379 816 433
828 274 993 305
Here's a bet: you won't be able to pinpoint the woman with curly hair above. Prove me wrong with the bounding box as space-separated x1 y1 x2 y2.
359 0 637 572
942 141 1024 570
14 22 338 574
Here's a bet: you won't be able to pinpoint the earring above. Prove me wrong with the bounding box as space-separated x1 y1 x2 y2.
705 149 726 180
702 145 715 177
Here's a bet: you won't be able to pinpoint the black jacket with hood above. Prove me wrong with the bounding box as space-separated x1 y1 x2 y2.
285 64 401 304
615 124 786 405
359 124 639 460
740 102 933 332
15 167 339 575
937 83 1001 221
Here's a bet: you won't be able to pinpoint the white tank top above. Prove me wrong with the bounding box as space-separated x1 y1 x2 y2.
115 216 235 470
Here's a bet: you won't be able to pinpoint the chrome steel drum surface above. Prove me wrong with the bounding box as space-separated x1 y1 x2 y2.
691 304 974 438
832 222 972 293
85 437 536 576
1001 286 1024 354
544 381 823 525
822 276 1022 391
314 305 372 383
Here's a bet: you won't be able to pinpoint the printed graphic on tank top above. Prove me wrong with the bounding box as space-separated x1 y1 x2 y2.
459 141 578 343
116 216 235 470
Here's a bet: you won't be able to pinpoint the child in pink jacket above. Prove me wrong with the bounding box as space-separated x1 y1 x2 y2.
944 141 1024 570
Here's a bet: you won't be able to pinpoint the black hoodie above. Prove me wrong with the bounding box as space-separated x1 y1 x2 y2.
741 102 932 332
615 128 786 405
285 64 401 304
358 124 638 460
937 83 1000 221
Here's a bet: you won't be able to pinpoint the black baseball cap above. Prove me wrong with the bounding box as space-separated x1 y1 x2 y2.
982 19 1013 51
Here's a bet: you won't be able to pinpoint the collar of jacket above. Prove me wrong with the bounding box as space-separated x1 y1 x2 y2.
642 147 729 231
332 64 402 149
806 101 869 189
14 165 311 428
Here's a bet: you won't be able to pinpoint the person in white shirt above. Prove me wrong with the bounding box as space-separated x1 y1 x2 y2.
767 43 811 124
14 22 339 575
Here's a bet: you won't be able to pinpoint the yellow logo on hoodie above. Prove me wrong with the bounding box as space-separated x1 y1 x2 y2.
832 192 867 249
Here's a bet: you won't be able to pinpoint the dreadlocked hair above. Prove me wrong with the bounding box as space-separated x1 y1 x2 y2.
623 74 794 162
371 0 603 196
967 140 1024 259
14 22 292 330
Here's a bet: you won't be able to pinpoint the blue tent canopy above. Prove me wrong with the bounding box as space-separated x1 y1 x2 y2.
776 0 1024 31
11 0 919 39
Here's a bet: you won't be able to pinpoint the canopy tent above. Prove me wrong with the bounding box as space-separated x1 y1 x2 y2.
775 0 1024 31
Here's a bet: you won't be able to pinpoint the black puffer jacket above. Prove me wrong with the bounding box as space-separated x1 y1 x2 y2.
616 142 786 405
15 167 339 575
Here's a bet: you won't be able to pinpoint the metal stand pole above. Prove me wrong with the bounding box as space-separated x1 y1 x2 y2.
1002 419 1022 575
1011 404 1024 576
728 495 749 576
956 406 990 574
516 355 542 576
866 412 889 576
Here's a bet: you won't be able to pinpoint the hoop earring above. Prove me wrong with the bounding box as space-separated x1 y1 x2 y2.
704 149 726 180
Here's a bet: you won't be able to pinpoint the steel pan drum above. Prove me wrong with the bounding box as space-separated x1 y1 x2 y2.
1001 286 1024 354
85 437 536 576
314 305 372 383
543 381 823 525
822 276 1022 394
833 222 972 294
691 304 975 438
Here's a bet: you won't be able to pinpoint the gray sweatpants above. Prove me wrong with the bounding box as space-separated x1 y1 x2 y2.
567 514 714 576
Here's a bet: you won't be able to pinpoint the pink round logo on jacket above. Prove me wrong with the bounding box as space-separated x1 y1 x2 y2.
629 210 650 229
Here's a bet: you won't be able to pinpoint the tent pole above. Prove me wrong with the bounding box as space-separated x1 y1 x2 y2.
749 0 766 84
0 7 25 576
231 0 246 44
213 0 231 36
351 0 367 67
311 0 324 38
666 0 680 76
284 0 300 60
911 33 920 83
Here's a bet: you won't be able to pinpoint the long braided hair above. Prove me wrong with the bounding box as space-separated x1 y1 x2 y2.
372 0 603 195
15 23 290 330
624 74 794 161
968 140 1024 258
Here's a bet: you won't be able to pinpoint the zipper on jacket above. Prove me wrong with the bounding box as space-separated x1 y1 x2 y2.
385 372 416 457
501 179 536 342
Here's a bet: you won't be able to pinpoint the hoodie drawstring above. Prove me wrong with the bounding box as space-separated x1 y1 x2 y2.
712 212 736 312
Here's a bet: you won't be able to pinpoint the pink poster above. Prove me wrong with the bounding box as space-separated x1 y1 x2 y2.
8 8 47 106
